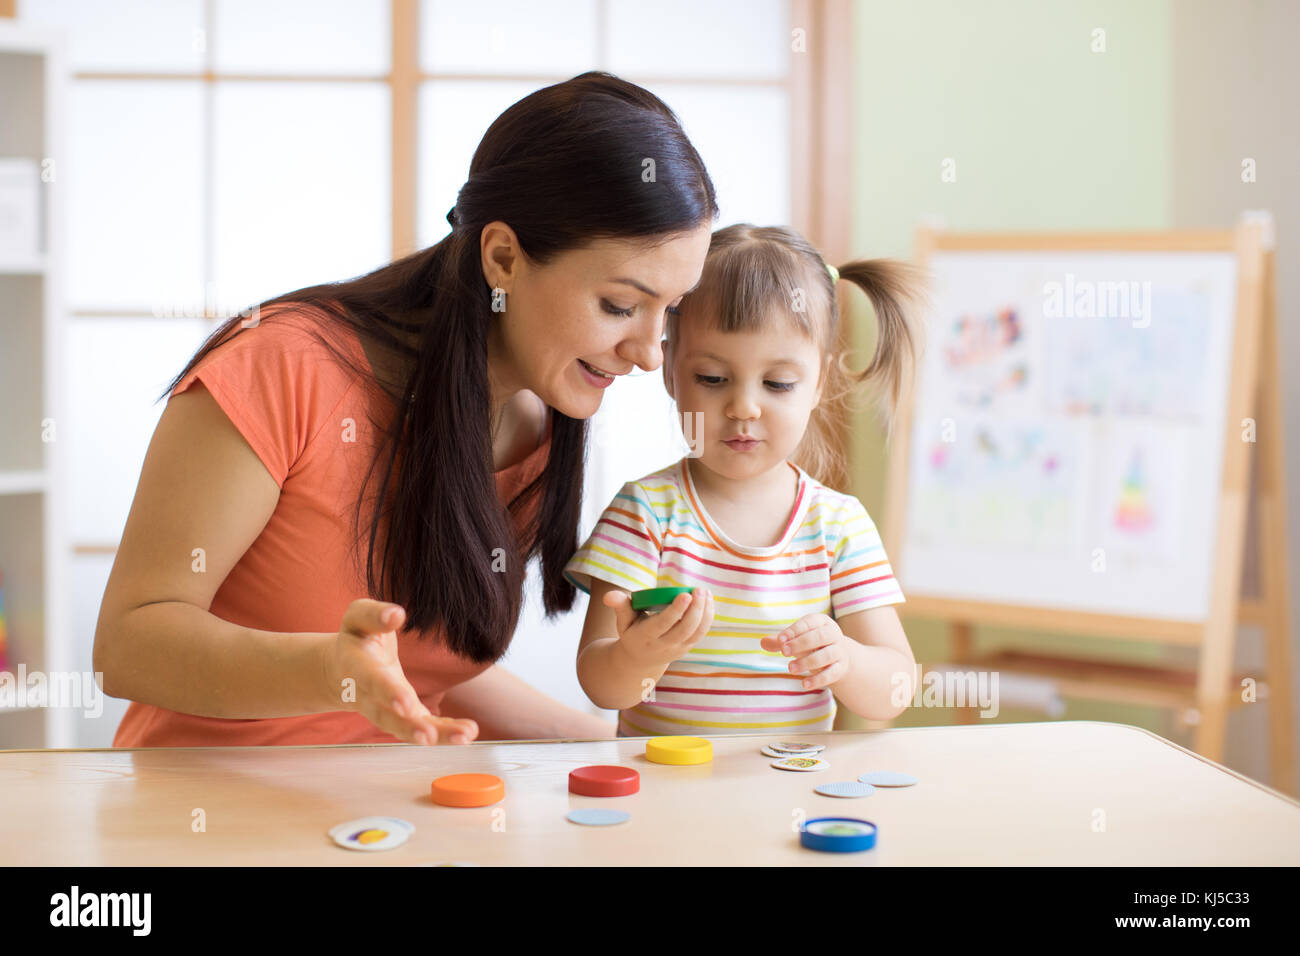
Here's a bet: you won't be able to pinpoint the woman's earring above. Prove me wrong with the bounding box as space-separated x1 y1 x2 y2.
491 287 507 313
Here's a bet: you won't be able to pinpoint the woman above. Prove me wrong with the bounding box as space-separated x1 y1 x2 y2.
94 72 717 747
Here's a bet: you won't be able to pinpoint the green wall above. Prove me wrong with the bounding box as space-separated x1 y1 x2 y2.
844 0 1175 732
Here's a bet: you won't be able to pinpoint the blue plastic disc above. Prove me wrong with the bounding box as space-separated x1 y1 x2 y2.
566 808 630 826
815 781 875 798
857 771 917 787
800 816 877 852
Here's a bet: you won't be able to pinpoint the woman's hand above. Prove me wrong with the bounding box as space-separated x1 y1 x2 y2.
323 599 479 745
602 587 713 670
760 613 853 690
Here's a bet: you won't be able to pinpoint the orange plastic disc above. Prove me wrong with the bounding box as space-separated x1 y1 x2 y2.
431 772 505 807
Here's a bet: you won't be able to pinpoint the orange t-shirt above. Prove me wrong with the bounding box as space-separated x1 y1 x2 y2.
111 305 552 747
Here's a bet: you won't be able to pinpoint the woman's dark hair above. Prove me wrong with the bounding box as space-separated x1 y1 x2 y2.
160 71 718 663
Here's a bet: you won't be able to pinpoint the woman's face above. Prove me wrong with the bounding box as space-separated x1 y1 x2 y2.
483 222 712 420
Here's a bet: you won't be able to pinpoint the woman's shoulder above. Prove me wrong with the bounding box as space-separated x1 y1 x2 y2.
168 301 376 482
189 301 358 374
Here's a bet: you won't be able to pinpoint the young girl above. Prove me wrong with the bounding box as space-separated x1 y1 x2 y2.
564 224 928 737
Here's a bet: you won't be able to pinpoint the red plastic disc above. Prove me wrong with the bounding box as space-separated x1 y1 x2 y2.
568 765 640 797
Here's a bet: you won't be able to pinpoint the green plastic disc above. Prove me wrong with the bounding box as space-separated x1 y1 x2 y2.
630 586 694 612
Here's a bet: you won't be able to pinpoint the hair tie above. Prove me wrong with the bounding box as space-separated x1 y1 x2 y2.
826 263 839 283
446 206 458 226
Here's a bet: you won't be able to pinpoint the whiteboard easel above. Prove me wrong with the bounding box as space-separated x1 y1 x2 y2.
882 215 1294 794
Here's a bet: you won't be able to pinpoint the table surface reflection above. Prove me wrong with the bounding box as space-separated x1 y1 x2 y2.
2 720 1297 865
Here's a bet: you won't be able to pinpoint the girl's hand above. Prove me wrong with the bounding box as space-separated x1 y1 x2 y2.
761 613 852 690
602 587 714 670
323 599 479 746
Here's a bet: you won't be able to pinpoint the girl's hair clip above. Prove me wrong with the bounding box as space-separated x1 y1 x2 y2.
826 262 839 283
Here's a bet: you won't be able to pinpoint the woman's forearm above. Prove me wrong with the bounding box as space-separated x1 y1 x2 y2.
96 601 339 719
436 664 616 739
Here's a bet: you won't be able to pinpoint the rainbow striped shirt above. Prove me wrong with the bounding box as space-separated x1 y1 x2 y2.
564 458 905 737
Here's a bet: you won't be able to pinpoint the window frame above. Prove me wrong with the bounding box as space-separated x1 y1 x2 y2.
59 0 854 553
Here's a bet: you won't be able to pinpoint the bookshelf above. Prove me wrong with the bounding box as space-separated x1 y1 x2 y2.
0 21 69 748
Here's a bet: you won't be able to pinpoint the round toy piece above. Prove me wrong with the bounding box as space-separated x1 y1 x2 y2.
431 772 505 807
645 735 713 765
566 809 631 826
569 765 640 797
329 816 414 852
771 741 824 754
630 586 694 613
799 816 878 853
815 781 876 799
770 755 829 772
857 770 918 788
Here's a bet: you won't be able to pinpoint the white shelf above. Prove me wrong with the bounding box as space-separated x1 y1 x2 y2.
0 254 46 274
0 22 69 748
0 470 46 495
0 702 44 714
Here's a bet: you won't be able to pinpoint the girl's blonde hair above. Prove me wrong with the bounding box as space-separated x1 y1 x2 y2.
665 223 929 488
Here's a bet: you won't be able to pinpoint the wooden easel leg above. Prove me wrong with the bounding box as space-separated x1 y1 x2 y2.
951 621 976 724
1261 539 1296 794
1193 222 1269 772
1255 249 1296 795
1193 694 1230 762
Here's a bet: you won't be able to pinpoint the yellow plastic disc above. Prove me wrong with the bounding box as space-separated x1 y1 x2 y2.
645 736 713 765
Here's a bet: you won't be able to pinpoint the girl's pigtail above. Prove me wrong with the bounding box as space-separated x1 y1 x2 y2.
832 258 930 446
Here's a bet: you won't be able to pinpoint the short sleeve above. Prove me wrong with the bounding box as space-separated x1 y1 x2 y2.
169 312 351 488
829 496 905 617
564 482 663 594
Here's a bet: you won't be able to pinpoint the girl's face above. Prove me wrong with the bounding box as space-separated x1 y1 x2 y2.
665 308 826 484
484 222 711 420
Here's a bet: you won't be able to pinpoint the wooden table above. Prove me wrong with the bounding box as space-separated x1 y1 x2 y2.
3 720 1298 865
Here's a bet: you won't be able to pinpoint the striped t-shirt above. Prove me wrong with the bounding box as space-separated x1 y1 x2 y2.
564 457 905 737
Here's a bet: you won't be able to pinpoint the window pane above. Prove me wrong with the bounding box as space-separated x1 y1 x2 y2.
67 81 204 311
421 0 597 75
212 82 391 307
19 0 205 72
66 316 211 543
607 0 790 79
647 83 791 226
584 371 693 534
214 0 390 75
417 79 541 248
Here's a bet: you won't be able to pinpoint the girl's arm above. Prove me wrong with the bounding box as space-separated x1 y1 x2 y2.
826 605 917 721
575 578 712 711
763 605 917 722
575 579 665 710
435 664 616 740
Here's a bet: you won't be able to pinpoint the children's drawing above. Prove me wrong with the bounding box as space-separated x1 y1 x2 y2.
936 305 1030 409
1093 423 1190 566
1041 285 1213 422
908 416 1085 554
